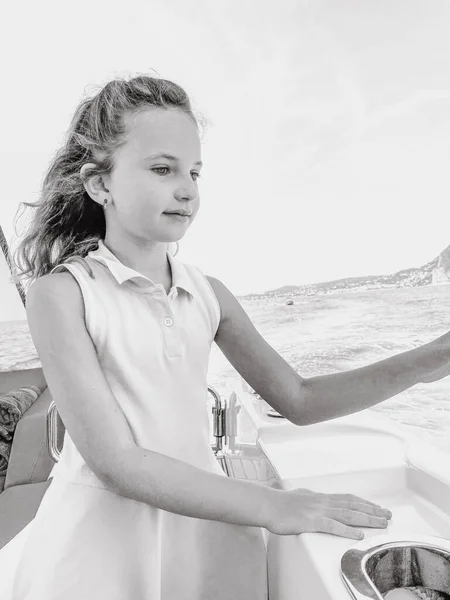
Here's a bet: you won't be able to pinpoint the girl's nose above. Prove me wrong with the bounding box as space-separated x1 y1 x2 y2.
174 186 198 202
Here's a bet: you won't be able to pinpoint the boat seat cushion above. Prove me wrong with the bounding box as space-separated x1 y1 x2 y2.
0 480 51 550
0 368 46 397
5 388 55 490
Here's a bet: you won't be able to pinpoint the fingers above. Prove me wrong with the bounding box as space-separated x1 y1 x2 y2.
306 517 364 540
327 493 385 509
281 489 393 539
325 508 388 529
331 501 392 520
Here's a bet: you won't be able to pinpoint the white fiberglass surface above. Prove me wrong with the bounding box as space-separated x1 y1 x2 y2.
264 447 450 600
267 468 450 600
260 431 406 481
238 391 450 600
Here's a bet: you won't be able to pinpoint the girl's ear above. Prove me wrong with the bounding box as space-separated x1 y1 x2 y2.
80 163 109 206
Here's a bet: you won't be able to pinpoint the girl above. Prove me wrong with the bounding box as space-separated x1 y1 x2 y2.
2 73 450 599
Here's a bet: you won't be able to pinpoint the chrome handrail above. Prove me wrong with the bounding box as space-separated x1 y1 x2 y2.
46 400 61 463
47 386 229 473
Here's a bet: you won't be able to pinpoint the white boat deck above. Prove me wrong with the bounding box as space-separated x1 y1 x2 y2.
230 381 450 599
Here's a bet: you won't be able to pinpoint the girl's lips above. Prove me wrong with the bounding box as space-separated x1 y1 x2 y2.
164 212 191 220
164 211 192 216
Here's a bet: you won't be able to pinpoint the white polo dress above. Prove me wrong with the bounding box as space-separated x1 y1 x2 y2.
5 240 268 600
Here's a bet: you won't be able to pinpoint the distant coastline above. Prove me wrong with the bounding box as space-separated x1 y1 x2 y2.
3 245 450 312
239 244 450 300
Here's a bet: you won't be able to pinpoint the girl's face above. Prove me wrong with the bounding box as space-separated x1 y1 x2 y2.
104 107 202 244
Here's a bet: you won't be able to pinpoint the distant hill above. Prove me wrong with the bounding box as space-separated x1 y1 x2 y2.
240 244 450 300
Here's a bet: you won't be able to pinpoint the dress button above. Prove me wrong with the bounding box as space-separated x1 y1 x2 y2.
164 317 173 327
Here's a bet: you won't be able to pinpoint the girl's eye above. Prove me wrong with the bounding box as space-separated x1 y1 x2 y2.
152 167 201 180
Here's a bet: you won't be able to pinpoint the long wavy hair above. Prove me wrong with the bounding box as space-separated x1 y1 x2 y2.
11 73 205 291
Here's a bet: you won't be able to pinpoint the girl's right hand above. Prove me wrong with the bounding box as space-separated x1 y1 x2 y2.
267 488 392 539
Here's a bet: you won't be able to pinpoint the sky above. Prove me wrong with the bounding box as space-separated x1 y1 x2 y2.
1 0 450 321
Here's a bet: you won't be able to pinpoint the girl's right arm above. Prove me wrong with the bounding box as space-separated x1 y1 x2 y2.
26 273 390 539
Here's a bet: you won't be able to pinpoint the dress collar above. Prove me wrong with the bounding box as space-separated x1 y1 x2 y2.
87 239 195 297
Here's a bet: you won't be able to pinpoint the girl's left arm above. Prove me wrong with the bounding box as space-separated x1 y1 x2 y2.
207 276 306 423
207 276 450 426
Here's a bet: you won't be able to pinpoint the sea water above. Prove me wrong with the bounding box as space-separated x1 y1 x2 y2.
2 283 450 453
207 284 450 455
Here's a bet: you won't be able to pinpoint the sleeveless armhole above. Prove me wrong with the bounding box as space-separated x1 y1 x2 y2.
49 258 104 355
191 267 222 341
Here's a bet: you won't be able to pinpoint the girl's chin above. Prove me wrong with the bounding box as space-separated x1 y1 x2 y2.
145 219 192 243
156 231 188 244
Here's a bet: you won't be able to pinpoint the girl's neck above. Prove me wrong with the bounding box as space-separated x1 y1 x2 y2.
102 235 172 291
